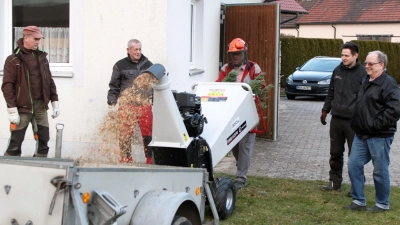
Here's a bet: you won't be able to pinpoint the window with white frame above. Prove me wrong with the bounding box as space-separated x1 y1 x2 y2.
13 0 69 63
1 0 72 77
189 0 204 76
357 34 392 42
190 0 196 69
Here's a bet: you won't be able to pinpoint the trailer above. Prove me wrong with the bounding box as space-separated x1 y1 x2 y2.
0 64 260 225
0 157 211 225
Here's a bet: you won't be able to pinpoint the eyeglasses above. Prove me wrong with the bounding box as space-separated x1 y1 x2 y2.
364 62 382 67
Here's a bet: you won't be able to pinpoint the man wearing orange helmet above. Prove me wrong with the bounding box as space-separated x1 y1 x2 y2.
216 38 262 190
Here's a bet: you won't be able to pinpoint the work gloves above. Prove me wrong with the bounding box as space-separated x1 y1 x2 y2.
7 107 20 125
320 110 327 125
51 101 60 119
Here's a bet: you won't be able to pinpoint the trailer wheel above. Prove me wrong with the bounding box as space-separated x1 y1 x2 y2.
172 216 192 225
210 176 236 219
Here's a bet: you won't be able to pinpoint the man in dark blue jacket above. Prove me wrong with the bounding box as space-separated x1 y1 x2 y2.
344 50 400 212
321 42 367 195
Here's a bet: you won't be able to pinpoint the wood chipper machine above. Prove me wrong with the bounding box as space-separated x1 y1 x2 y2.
0 63 261 225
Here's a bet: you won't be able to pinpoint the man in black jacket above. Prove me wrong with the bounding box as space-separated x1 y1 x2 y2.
107 39 153 164
320 42 367 194
344 50 400 212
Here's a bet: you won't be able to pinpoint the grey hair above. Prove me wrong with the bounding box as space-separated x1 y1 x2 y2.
127 39 141 48
368 50 388 70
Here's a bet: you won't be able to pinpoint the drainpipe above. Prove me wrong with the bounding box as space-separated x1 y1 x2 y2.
332 24 336 39
281 12 298 24
296 25 299 37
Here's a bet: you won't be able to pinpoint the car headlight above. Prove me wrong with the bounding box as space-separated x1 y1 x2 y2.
286 76 293 84
318 79 330 85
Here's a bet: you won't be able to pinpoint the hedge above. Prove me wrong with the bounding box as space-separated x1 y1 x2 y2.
280 37 400 87
352 40 400 82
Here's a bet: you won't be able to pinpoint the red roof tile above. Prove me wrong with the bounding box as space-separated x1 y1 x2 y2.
297 0 400 24
274 0 308 13
281 0 320 28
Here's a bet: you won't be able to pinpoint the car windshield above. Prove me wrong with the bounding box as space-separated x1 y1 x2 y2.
300 58 341 72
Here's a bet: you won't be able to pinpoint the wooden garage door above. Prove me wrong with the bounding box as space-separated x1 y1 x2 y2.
221 3 280 140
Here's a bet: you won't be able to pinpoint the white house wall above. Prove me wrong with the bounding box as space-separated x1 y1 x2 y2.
298 24 400 43
0 0 230 159
166 0 221 91
280 28 298 37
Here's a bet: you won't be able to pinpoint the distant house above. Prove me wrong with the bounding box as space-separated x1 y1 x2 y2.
296 0 400 42
279 0 318 37
264 0 309 37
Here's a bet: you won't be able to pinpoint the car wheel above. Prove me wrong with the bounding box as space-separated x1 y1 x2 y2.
210 176 236 220
286 94 295 100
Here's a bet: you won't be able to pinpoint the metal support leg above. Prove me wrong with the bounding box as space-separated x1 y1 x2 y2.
55 124 64 158
204 183 219 225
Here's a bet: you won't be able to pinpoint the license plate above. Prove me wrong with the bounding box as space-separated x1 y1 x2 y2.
296 86 311 90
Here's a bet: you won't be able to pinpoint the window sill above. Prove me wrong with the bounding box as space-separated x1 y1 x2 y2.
189 69 204 76
51 66 74 78
0 68 73 78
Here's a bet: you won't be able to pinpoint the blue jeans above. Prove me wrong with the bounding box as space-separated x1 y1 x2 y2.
348 135 393 209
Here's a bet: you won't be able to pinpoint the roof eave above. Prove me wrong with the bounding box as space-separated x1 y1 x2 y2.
281 10 308 14
297 21 400 25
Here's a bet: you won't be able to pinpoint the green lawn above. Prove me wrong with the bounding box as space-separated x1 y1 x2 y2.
207 174 400 225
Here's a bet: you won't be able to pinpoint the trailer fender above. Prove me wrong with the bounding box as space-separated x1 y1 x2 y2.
130 190 201 225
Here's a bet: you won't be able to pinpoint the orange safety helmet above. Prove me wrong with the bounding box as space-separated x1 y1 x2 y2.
227 38 248 67
227 38 247 53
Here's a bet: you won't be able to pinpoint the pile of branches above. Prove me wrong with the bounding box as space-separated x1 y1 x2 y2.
222 70 273 109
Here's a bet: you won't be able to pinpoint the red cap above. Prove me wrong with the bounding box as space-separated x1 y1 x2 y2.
23 26 44 39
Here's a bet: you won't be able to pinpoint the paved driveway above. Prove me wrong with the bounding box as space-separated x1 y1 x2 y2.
214 96 400 187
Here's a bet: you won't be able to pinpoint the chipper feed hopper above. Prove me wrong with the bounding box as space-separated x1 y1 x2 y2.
148 63 259 173
0 64 261 225
147 63 260 219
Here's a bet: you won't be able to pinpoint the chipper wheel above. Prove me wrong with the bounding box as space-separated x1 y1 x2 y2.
210 176 236 219
172 216 192 225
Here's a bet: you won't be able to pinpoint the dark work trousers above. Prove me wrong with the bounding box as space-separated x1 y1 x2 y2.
5 100 50 157
329 116 355 187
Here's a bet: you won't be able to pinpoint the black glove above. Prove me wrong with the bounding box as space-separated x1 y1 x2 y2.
320 111 327 125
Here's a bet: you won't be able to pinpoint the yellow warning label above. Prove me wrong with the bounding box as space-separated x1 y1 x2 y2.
183 133 188 142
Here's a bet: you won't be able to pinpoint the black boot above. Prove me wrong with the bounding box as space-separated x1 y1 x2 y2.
322 180 341 191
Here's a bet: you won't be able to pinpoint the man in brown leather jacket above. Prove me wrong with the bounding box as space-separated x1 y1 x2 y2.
2 26 59 157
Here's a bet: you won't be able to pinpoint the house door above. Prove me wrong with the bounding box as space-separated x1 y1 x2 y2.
220 3 280 140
